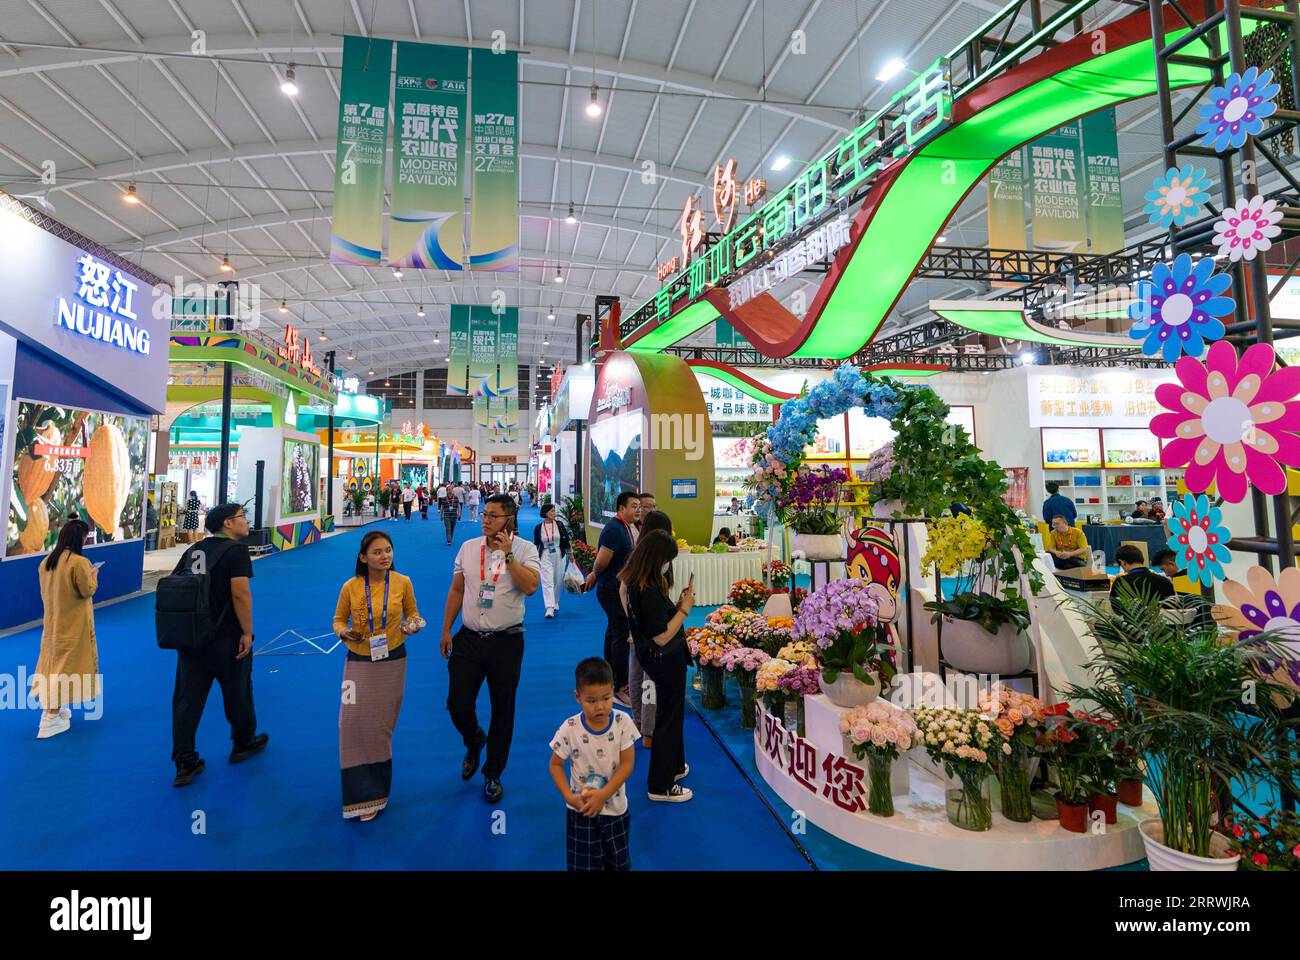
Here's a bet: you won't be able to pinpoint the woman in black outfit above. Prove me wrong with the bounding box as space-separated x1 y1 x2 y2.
619 529 694 803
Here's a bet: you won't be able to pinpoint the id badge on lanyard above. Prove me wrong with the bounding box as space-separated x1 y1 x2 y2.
365 571 391 661
479 545 505 609
545 521 558 555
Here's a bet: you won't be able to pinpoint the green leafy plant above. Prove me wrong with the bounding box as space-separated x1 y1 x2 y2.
561 494 586 544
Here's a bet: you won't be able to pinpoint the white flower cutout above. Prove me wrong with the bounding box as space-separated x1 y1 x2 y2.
1213 196 1283 262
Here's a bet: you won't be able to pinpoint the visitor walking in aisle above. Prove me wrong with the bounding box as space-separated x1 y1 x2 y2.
533 501 570 618
623 509 671 747
454 481 467 520
33 518 100 740
440 494 541 803
182 489 201 542
466 483 480 521
620 530 693 802
333 530 424 821
419 485 430 520
401 483 415 521
584 492 640 704
436 481 447 516
548 657 639 871
440 481 461 545
167 504 269 786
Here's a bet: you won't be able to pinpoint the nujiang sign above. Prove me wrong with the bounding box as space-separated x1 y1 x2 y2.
635 58 952 333
54 254 150 356
657 159 767 282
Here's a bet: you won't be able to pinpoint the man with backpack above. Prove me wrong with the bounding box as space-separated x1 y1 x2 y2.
157 502 269 786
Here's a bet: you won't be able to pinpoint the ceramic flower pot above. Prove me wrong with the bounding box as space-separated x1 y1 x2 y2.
938 618 1032 676
792 532 843 561
822 670 879 707
1118 778 1145 806
1088 791 1119 825
1139 819 1240 871
1057 796 1089 833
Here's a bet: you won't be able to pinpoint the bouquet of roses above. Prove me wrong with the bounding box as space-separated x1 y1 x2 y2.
1037 703 1091 805
571 540 597 575
776 640 819 667
686 627 737 668
840 701 919 763
720 646 771 686
789 586 809 612
756 658 797 706
910 704 1007 776
777 662 821 699
976 684 1047 751
728 578 768 610
763 559 793 588
705 605 747 632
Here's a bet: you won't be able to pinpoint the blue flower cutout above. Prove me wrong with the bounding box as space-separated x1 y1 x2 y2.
1143 165 1212 227
1195 67 1279 152
1128 253 1233 361
1166 493 1231 587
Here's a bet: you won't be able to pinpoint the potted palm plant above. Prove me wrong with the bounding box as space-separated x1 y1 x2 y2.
1063 595 1293 870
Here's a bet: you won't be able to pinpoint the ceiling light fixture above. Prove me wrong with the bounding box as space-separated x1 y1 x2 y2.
937 235 948 243
123 181 140 204
434 334 440 343
318 331 327 341
770 155 791 172
219 255 233 273
566 203 577 225
543 337 550 345
554 267 563 283
586 83 602 118
368 369 375 375
1019 351 1036 366
281 63 299 97
547 307 556 320
392 267 403 279
346 349 354 360
278 300 288 314
417 304 425 317
876 57 907 82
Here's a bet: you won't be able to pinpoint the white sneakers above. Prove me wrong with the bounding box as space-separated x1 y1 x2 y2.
648 784 693 803
37 712 70 739
674 764 690 782
545 609 556 618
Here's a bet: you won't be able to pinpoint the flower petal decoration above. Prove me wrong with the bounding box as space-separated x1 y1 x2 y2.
1150 340 1300 502
1128 253 1233 361
1213 196 1283 262
1195 67 1280 152
1218 566 1300 700
1165 492 1231 586
1143 165 1212 227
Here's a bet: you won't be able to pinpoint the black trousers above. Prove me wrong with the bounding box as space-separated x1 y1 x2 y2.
171 637 257 766
637 640 687 794
442 509 458 542
403 500 413 519
597 584 630 689
1052 556 1087 570
446 626 524 779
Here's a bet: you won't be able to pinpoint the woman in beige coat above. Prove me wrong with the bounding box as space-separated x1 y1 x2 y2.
34 518 100 739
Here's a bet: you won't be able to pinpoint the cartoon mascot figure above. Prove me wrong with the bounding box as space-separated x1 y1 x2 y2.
846 525 903 677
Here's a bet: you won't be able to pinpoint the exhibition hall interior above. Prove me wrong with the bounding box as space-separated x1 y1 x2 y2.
3 0 1300 890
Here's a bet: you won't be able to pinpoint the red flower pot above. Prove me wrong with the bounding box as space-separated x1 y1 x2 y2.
1057 796 1088 833
1088 791 1118 825
1117 778 1144 807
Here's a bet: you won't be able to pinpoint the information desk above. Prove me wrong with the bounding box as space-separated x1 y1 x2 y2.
670 550 763 605
1082 523 1168 566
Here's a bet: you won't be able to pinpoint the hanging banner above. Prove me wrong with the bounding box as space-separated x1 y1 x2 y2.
1080 109 1125 254
715 319 750 348
495 308 518 399
1028 120 1085 252
468 305 499 395
447 304 471 395
391 42 468 269
330 36 393 266
469 49 519 271
986 147 1028 250
473 392 490 428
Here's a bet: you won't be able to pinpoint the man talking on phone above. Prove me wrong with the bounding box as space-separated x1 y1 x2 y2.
441 493 541 803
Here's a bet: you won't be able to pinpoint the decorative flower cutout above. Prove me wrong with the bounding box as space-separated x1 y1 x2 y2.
1151 340 1300 503
1144 165 1212 227
1165 493 1230 586
1213 196 1283 262
1195 67 1279 151
1128 253 1232 361
1218 567 1300 698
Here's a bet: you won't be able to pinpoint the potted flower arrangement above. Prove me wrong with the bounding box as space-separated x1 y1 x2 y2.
977 684 1047 823
1075 712 1120 825
776 661 820 736
570 540 597 576
720 646 770 730
756 657 796 720
728 578 768 610
1226 809 1300 871
776 640 818 666
792 578 889 707
686 627 737 710
922 513 1034 676
862 443 901 515
839 702 918 817
728 610 793 659
705 604 746 632
1038 705 1091 833
783 466 850 560
763 559 793 592
911 704 1004 831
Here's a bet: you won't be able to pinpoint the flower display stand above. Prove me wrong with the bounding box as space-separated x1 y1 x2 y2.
753 680 1153 870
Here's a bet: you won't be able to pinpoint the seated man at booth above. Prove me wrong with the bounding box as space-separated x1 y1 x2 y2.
1151 548 1184 580
1110 544 1175 612
1045 515 1090 570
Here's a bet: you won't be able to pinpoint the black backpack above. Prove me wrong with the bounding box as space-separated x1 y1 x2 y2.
154 539 241 650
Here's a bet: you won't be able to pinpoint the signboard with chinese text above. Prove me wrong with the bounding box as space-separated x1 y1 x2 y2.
1028 369 1176 428
330 35 392 266
468 49 519 271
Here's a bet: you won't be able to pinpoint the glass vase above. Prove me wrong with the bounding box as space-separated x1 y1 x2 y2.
997 742 1036 824
946 768 993 832
700 665 726 710
692 662 703 691
738 681 757 730
866 752 894 817
782 696 806 737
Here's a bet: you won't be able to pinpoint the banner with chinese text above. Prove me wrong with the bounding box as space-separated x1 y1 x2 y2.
1028 121 1085 252
1080 109 1125 254
468 49 519 271
391 42 467 269
447 304 470 395
330 36 392 266
468 305 498 396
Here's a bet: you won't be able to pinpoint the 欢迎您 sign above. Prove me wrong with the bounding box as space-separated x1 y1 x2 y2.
54 254 151 355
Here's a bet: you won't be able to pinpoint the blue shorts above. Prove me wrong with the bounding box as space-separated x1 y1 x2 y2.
566 808 631 871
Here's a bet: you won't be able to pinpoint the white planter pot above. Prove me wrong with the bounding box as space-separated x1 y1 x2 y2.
793 532 843 561
872 499 904 518
823 670 879 707
1139 819 1240 871
939 618 1032 676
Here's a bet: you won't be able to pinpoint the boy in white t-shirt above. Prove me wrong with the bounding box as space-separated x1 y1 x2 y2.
549 657 640 871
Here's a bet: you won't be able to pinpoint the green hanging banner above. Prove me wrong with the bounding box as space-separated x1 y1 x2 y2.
715 319 749 348
986 147 1028 251
468 305 499 396
1080 109 1125 254
1027 120 1085 252
447 304 471 395
469 49 519 271
495 308 518 400
391 42 468 270
330 36 393 266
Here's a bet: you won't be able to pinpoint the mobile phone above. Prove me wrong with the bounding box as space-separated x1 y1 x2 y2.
93 561 105 570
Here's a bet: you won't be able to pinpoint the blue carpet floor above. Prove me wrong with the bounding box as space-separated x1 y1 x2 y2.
0 505 812 871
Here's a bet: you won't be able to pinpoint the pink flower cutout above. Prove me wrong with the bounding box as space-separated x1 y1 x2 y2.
1151 340 1300 502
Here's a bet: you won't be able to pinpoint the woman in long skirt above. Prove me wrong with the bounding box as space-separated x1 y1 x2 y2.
333 530 423 821
34 519 100 739
181 491 201 541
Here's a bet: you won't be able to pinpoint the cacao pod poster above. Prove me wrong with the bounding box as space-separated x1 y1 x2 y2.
7 400 148 557
281 438 320 518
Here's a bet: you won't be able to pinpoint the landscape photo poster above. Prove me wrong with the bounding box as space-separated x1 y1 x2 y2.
7 400 148 557
281 438 320 518
588 409 643 524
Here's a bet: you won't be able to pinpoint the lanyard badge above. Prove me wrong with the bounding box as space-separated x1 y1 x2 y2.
365 570 391 661
479 543 506 609
545 521 558 554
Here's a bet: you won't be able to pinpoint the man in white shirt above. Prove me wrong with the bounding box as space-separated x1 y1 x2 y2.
401 483 416 521
441 494 542 803
466 484 481 521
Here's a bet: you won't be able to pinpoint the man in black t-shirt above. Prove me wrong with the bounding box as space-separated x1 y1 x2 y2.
170 503 269 786
584 492 640 702
1109 543 1175 614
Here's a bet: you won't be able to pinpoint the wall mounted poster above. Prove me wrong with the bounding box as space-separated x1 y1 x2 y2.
281 438 320 518
8 400 149 557
1102 428 1160 468
588 409 643 524
1041 427 1102 469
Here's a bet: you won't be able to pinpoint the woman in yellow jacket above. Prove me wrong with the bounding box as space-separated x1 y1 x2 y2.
333 530 423 821
34 518 100 739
